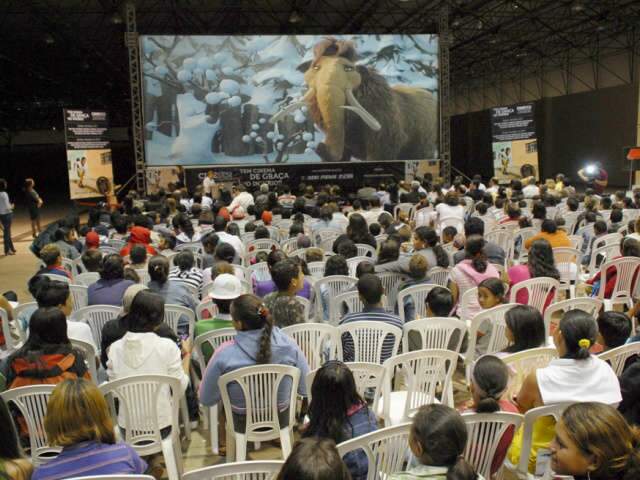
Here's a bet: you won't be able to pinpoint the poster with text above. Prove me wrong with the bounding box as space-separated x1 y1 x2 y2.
63 109 115 199
491 103 539 181
140 34 439 166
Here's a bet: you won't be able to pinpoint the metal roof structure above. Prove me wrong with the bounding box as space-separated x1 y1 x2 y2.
2 0 639 131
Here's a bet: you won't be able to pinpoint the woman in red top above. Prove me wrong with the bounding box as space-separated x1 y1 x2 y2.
119 226 157 257
586 237 640 298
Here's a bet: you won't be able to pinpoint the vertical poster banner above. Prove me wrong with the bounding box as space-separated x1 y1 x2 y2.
63 109 115 199
491 103 539 181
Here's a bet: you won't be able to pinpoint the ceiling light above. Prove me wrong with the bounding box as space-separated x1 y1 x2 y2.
289 10 303 24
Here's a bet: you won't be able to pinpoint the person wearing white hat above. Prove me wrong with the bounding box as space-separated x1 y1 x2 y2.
194 273 243 361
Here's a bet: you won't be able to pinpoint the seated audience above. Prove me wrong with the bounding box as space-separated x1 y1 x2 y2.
276 438 351 480
396 254 431 321
88 254 135 306
264 258 307 327
0 397 32 480
81 248 102 272
168 249 204 293
507 239 559 310
53 227 80 259
452 218 505 266
500 305 546 355
38 244 71 279
597 311 632 352
303 361 378 480
32 379 147 480
586 237 640 298
127 244 148 270
119 225 157 257
524 219 571 250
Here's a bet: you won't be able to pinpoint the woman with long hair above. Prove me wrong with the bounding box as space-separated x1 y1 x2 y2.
501 305 546 354
343 213 376 250
412 226 449 268
449 235 500 320
507 238 560 309
550 402 640 480
31 379 146 480
0 397 32 480
303 362 378 480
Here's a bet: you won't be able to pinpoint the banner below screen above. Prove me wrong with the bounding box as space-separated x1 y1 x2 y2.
491 102 539 181
63 109 115 200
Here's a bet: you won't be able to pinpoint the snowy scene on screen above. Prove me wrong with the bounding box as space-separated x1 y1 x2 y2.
141 34 439 166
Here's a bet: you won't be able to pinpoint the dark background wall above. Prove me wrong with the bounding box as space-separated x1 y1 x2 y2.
452 83 639 187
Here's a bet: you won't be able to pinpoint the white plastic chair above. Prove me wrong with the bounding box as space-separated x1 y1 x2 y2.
100 375 183 480
567 234 584 251
355 243 377 258
552 247 582 298
280 237 298 254
193 328 237 455
0 307 22 352
195 299 219 321
72 257 88 275
66 476 155 480
379 349 458 425
599 342 640 376
542 297 602 340
462 412 524 480
41 272 71 283
175 242 203 254
458 287 479 324
164 304 196 343
594 232 623 248
427 266 451 287
338 321 402 364
598 257 640 311
246 238 279 253
74 272 100 287
182 461 284 480
73 305 122 350
508 277 559 313
282 323 341 371
314 275 358 322
396 283 445 322
248 262 271 283
70 338 99 384
586 242 621 275
219 364 300 462
394 202 415 219
336 423 412 480
402 317 467 353
306 362 385 412
69 284 89 313
99 246 119 256
134 268 150 286
314 228 342 248
501 347 558 400
376 272 409 311
514 227 537 262
438 216 464 240
485 229 514 267
307 261 326 278
0 385 60 466
347 256 374 277
11 302 36 343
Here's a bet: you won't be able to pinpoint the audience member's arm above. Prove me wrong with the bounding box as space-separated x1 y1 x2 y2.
199 353 224 406
514 371 542 414
448 280 459 303
294 346 310 397
0 295 14 320
167 340 190 393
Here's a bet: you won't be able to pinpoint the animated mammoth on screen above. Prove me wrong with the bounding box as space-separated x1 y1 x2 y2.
271 37 438 162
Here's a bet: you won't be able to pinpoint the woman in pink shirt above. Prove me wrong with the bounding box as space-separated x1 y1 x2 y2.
507 239 560 310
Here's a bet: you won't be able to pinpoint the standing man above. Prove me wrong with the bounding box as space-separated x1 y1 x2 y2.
578 162 608 195
202 170 216 199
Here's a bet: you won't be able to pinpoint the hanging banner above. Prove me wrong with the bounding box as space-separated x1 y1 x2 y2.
63 109 115 200
491 102 539 181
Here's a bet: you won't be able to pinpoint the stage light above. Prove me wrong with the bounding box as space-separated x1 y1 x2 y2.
44 34 55 45
289 10 303 24
111 12 123 25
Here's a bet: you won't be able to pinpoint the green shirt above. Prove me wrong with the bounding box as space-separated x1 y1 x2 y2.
195 316 234 363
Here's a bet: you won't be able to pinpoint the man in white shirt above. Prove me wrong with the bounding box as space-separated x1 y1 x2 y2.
363 197 385 225
228 184 254 215
522 177 541 198
202 170 216 198
213 215 245 262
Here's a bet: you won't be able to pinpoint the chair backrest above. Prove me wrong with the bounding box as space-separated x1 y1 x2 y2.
248 262 271 282
333 290 366 324
501 347 558 399
587 243 621 274
247 238 280 253
175 242 203 254
314 228 342 247
163 304 196 341
182 461 285 480
66 476 156 480
485 229 514 264
195 299 219 321
99 375 181 457
336 423 412 480
595 232 623 248
567 234 584 251
402 317 467 353
307 261 326 278
73 305 122 349
396 284 445 323
107 238 127 251
542 297 602 339
0 307 22 352
0 385 60 465
313 275 358 322
514 227 538 261
376 272 409 310
74 272 100 287
42 273 71 283
383 349 458 419
355 243 377 258
193 328 237 376
134 268 150 286
70 337 99 383
427 266 451 287
599 342 640 376
458 287 478 324
598 257 640 302
552 247 582 287
338 321 402 363
465 303 518 366
508 277 559 313
12 302 37 342
347 256 374 277
72 257 88 275
394 202 415 219
99 246 119 256
69 284 89 313
280 237 298 254
282 323 340 370
438 216 464 240
218 365 300 439
462 412 524 480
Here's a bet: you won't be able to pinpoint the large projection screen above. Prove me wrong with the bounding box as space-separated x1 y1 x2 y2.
140 35 439 166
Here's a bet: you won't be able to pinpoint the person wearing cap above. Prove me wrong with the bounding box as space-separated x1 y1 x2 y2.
194 273 243 361
84 231 101 251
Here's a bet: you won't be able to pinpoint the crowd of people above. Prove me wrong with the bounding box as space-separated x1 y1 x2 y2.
1 173 640 480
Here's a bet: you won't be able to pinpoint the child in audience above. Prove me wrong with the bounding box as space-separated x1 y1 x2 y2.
38 244 72 279
501 305 546 355
128 244 148 270
396 254 431 321
305 247 324 263
369 222 381 237
199 294 309 449
425 287 454 317
31 379 147 480
276 438 351 480
263 258 307 327
81 248 102 272
303 361 378 480
442 226 457 245
462 355 518 476
597 311 632 352
389 404 477 480
475 277 507 354
355 261 375 278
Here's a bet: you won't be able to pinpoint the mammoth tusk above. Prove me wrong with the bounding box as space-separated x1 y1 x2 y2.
269 88 315 124
343 88 382 131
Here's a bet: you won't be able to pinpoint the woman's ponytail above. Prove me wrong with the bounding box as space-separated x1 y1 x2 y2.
475 397 501 414
433 244 450 268
231 294 273 364
447 455 477 480
256 304 273 364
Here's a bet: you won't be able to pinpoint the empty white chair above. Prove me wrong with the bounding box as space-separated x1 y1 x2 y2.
193 328 237 455
462 412 524 480
427 266 451 287
282 323 341 371
182 461 284 480
597 257 640 311
1 385 60 466
100 375 183 480
501 347 558 399
567 234 584 251
70 338 99 384
163 304 196 343
485 229 514 267
586 242 621 275
355 243 377 258
376 272 409 311
336 423 412 480
338 321 402 364
542 297 602 340
73 305 122 350
380 349 458 425
219 364 300 462
508 277 559 313
307 261 326 278
247 262 271 283
69 284 89 313
396 283 444 323
402 317 467 353
599 342 640 376
74 272 100 287
552 247 582 298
